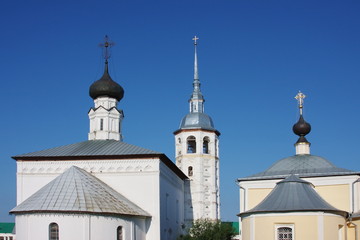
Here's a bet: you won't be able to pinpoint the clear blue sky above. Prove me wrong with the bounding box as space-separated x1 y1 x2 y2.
0 0 359 222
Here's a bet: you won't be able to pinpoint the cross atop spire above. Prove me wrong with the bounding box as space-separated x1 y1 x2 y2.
189 35 204 113
99 35 115 63
295 91 306 115
192 35 199 45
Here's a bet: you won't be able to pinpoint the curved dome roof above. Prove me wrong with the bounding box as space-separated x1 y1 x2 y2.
240 154 355 180
293 115 311 136
89 62 124 101
179 112 215 131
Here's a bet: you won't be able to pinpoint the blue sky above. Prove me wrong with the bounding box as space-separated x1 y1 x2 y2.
0 0 359 222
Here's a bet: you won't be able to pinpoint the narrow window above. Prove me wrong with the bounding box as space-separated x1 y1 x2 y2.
49 223 59 240
188 166 193 176
187 136 196 153
176 199 179 223
277 227 292 240
203 137 210 154
165 193 170 220
100 119 104 130
117 226 123 240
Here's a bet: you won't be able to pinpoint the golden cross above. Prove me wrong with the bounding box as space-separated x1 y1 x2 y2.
295 91 306 115
192 36 199 45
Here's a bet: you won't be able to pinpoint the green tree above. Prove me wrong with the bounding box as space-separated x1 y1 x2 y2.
178 219 236 240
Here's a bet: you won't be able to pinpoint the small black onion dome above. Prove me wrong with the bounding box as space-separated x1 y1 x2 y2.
89 62 124 101
293 115 311 136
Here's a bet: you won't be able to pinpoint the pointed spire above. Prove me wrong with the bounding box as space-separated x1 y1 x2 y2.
189 36 204 113
293 91 311 155
193 36 199 80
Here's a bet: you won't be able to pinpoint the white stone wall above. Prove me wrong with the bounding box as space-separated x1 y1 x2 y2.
175 130 220 222
88 96 124 141
15 213 145 240
16 157 185 240
159 161 186 239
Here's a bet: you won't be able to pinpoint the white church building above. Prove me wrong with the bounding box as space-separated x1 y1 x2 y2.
10 36 220 240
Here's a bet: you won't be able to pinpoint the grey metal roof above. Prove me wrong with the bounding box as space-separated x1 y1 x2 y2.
238 154 357 181
13 140 160 159
10 166 151 217
12 140 189 180
239 175 347 217
179 112 216 131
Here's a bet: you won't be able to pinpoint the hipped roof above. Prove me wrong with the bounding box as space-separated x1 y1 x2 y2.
239 175 347 218
11 166 151 218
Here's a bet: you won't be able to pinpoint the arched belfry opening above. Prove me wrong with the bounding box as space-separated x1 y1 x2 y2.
187 136 196 153
203 136 210 154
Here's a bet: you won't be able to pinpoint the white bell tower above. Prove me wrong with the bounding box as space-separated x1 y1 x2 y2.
174 36 220 223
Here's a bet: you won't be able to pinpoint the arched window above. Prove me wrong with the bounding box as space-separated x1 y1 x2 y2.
277 226 293 240
188 166 193 176
203 137 210 154
49 223 59 240
187 136 196 153
117 226 123 240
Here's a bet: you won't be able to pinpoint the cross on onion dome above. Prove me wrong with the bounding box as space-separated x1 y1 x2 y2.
99 35 115 62
295 91 306 115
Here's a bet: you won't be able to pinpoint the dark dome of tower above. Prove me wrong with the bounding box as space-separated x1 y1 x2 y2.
89 62 124 101
293 115 311 136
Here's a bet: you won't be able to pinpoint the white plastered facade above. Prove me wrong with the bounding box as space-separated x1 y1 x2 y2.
16 157 185 240
175 129 220 222
88 97 124 141
15 213 146 240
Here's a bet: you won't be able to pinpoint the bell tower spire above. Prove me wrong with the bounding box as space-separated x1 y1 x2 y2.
189 36 204 113
174 36 220 223
193 36 199 80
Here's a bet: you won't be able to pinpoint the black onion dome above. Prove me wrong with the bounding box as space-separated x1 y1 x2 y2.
293 115 311 136
89 62 124 101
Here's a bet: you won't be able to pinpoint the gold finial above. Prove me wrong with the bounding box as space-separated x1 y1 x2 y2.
192 36 199 45
295 91 306 115
99 35 115 62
